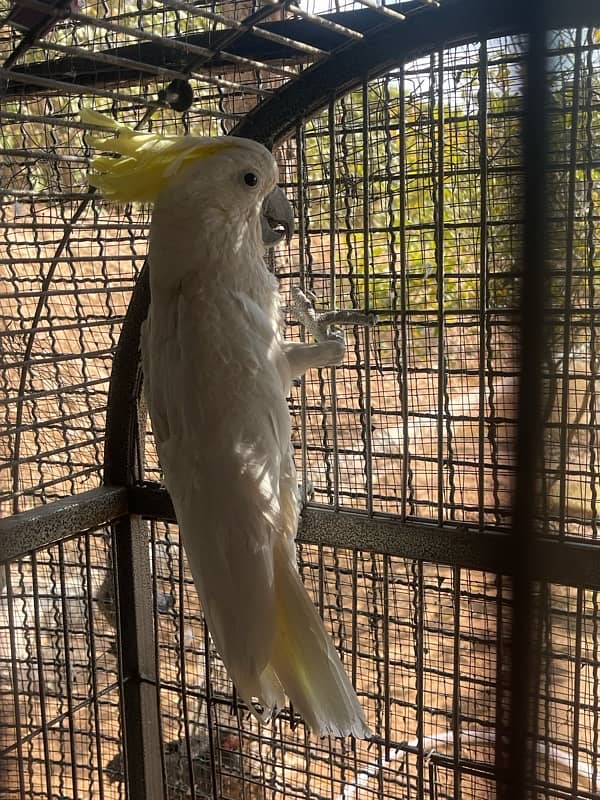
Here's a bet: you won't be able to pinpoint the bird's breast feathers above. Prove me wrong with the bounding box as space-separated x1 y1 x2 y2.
142 274 292 471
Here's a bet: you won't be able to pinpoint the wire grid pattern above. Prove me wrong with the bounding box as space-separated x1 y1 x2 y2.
273 31 600 541
0 526 124 798
540 28 600 539
136 520 600 800
277 38 524 529
0 0 390 513
1 5 600 800
0 0 283 515
0 0 436 514
536 584 600 798
134 518 508 800
132 31 600 800
136 518 600 800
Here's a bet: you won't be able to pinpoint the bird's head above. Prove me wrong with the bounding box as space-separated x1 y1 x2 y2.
82 109 294 248
159 140 294 247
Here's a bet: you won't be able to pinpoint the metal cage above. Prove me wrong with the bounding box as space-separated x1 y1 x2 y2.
1 0 600 798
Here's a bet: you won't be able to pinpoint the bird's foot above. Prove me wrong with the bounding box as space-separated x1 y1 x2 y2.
291 287 377 342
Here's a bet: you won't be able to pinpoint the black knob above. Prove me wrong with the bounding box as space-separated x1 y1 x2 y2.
158 79 194 113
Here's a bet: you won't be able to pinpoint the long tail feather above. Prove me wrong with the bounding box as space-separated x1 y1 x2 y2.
270 541 371 739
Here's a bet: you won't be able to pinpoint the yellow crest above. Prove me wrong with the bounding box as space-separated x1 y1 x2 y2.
81 109 232 203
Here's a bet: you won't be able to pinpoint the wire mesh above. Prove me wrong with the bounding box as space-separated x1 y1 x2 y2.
131 518 508 800
132 524 600 800
1 2 600 800
0 525 124 798
274 37 525 530
0 0 434 513
541 27 600 540
134 26 600 800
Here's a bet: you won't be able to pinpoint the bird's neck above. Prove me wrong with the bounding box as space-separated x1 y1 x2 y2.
148 204 276 305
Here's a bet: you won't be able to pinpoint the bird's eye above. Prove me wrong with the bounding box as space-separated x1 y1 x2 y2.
244 172 259 187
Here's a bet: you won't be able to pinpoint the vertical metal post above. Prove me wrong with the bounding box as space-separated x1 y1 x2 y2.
112 515 164 800
508 3 549 798
362 80 374 516
415 560 425 800
430 49 446 527
328 97 341 512
398 64 412 520
584 28 599 541
477 38 489 533
296 124 309 501
104 265 164 800
3 568 25 796
557 28 583 535
451 566 461 799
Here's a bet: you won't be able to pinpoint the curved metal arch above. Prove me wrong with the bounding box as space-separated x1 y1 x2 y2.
232 0 600 147
102 0 600 483
104 264 149 486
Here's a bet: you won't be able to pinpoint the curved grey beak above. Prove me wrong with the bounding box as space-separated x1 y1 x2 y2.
261 185 294 247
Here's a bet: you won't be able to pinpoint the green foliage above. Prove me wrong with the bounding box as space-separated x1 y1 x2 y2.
301 65 526 326
299 39 600 358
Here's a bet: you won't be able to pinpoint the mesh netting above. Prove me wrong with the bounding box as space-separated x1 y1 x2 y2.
1 2 600 799
0 528 123 797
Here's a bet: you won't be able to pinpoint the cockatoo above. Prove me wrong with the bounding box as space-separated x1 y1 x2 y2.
82 109 370 738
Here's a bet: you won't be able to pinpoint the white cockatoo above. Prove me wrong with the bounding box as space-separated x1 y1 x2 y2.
82 110 370 738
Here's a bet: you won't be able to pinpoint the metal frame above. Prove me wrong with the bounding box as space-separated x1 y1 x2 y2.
0 487 126 563
509 7 549 796
123 482 600 589
234 0 600 145
102 264 163 800
5 482 600 592
1 0 432 95
101 0 600 587
96 4 600 797
3 2 600 799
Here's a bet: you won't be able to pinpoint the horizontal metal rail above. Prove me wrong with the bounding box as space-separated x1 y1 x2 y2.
0 486 127 563
128 483 600 589
2 483 600 589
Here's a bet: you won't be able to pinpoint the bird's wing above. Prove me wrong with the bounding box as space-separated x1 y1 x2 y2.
142 284 296 706
141 312 171 444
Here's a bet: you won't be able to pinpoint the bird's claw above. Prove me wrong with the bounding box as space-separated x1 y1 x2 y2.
320 328 346 366
291 287 376 343
316 309 379 330
325 325 344 342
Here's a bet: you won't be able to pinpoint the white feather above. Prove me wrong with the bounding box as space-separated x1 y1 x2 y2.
141 140 369 737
